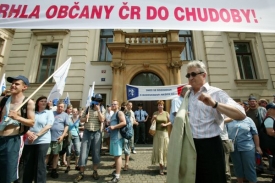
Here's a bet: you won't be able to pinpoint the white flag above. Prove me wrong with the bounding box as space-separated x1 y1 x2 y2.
86 82 95 107
53 57 72 96
0 73 6 94
47 83 60 102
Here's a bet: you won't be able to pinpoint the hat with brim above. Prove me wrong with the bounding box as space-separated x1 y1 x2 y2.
266 103 275 110
7 75 30 86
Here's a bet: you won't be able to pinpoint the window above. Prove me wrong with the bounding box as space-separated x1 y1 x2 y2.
0 38 5 55
36 44 58 83
179 30 194 61
99 29 113 61
234 42 257 79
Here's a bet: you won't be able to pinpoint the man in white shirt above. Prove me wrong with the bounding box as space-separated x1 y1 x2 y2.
167 61 245 183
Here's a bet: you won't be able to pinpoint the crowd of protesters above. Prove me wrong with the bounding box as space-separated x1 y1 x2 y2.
1 60 275 183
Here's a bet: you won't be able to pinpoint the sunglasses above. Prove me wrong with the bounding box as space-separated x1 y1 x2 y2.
111 103 118 106
185 72 204 78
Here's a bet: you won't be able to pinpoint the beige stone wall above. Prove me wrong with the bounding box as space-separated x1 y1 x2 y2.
2 29 275 105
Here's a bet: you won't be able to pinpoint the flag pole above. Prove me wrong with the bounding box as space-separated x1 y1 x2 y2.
5 57 72 121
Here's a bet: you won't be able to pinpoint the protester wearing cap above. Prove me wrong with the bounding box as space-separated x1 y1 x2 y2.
134 103 148 144
259 102 275 182
0 75 35 183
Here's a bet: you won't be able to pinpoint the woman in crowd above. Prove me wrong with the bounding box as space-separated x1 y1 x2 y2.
23 96 54 183
65 108 81 172
259 103 275 182
226 116 262 183
151 100 171 175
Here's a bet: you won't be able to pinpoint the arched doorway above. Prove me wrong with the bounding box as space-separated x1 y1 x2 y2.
130 72 164 144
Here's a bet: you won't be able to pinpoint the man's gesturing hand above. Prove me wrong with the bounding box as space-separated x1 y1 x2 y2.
198 93 216 107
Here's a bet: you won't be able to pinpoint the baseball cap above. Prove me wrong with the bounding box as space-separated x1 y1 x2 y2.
7 75 30 86
266 103 275 110
137 103 143 106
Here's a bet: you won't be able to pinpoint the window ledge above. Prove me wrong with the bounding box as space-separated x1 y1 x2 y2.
31 29 70 36
234 79 268 86
29 83 55 87
90 61 111 65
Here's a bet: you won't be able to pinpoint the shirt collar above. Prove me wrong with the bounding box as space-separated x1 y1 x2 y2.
190 82 210 93
35 110 47 114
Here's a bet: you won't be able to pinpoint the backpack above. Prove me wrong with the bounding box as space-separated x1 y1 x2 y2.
116 111 133 140
259 116 275 150
0 96 29 135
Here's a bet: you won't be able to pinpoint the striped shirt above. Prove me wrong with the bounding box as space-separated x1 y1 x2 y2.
188 83 245 139
83 108 105 131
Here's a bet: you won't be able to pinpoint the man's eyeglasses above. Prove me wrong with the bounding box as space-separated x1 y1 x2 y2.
185 72 204 78
111 103 118 106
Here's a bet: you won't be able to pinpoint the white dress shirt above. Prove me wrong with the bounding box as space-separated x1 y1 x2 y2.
188 83 245 139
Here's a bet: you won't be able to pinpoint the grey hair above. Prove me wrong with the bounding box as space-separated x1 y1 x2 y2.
186 61 207 73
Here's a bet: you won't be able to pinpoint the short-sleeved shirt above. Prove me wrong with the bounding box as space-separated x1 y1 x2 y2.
170 96 184 124
50 111 69 141
25 110 55 144
68 117 80 137
126 110 135 125
134 109 148 122
264 117 274 128
188 82 245 139
227 117 258 151
82 107 106 131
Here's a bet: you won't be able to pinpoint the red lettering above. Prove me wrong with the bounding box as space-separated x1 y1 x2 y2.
174 7 184 21
9 5 22 18
208 8 219 22
119 5 129 20
240 9 251 23
19 5 28 18
230 9 241 23
79 6 89 19
130 6 140 19
185 8 197 21
197 8 208 22
104 6 114 19
219 9 230 22
68 4 80 19
0 4 9 18
28 5 40 19
57 5 68 19
147 6 157 20
91 6 102 19
46 5 58 19
158 6 168 20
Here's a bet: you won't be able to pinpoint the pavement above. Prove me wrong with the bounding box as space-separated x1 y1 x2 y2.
46 144 274 183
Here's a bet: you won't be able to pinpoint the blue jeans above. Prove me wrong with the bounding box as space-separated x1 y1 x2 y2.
67 135 81 157
78 130 101 166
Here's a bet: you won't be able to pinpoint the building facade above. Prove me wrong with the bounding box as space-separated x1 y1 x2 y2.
1 29 275 111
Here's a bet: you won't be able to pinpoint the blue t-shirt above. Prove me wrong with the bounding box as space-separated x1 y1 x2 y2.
50 111 69 141
68 117 80 137
110 111 122 141
25 110 55 144
227 117 258 151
